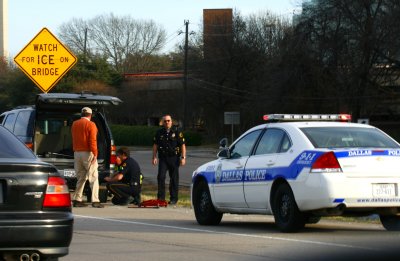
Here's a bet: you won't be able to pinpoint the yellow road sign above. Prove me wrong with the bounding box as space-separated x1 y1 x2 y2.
14 28 77 93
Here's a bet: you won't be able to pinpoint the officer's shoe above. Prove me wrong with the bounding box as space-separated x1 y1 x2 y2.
92 202 105 208
130 195 141 205
168 200 177 205
118 196 134 206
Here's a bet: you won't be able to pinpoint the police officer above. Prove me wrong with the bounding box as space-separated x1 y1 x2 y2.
104 147 141 205
152 115 186 205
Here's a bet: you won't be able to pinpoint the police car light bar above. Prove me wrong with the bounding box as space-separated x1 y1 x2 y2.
263 114 352 122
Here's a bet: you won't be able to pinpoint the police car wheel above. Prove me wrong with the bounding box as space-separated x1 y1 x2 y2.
272 183 306 232
193 180 223 225
305 214 321 224
379 215 400 231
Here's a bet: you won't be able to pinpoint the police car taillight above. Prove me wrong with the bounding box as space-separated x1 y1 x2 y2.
310 152 342 173
263 114 351 122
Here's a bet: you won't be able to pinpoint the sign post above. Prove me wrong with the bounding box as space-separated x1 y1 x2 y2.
224 111 240 144
14 28 77 93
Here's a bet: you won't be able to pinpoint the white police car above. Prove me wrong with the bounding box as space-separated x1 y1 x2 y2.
191 114 400 232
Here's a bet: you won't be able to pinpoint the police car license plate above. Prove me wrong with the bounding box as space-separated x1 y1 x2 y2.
63 169 76 178
372 183 396 197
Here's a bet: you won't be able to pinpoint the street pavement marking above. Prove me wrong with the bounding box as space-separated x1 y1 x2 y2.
75 214 379 252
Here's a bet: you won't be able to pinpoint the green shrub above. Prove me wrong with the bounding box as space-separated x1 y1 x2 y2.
110 125 202 146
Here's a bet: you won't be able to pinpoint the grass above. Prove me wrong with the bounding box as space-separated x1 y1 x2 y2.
141 179 192 207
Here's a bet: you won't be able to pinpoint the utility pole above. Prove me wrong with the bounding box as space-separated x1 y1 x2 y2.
83 27 88 63
183 20 189 130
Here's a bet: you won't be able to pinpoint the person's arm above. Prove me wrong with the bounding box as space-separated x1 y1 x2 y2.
89 122 98 164
180 144 186 166
104 173 123 182
152 143 158 165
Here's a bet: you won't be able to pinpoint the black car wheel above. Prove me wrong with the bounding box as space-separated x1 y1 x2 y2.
272 183 306 232
193 180 222 225
380 215 400 231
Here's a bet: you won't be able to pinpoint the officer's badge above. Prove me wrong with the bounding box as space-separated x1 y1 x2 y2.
215 163 222 183
179 132 183 138
172 133 175 138
123 163 126 167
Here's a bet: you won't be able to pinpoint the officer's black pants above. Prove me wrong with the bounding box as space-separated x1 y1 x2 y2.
107 181 140 205
157 156 180 202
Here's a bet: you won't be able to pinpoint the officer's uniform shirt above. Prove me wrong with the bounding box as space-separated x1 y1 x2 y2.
119 157 141 186
153 127 185 158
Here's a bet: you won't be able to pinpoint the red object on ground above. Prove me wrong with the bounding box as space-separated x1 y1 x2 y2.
139 199 168 208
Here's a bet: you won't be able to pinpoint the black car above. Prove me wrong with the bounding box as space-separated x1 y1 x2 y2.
0 93 122 202
0 125 73 260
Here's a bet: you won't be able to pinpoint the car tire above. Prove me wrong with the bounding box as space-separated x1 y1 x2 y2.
305 214 321 224
99 183 108 203
272 183 306 232
379 215 400 231
193 180 222 225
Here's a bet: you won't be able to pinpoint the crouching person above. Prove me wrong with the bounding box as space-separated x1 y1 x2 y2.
104 147 141 205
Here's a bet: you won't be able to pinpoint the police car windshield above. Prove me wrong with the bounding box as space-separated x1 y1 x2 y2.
300 127 400 149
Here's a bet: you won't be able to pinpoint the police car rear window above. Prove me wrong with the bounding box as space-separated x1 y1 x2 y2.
300 127 400 149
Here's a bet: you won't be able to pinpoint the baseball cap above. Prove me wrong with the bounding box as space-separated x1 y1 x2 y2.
81 107 92 114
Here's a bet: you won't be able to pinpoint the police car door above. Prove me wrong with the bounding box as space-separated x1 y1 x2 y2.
244 128 290 209
213 129 263 208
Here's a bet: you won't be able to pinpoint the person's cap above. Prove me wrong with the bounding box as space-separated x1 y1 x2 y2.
82 107 92 114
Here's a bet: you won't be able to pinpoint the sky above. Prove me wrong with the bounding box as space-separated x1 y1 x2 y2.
7 0 301 58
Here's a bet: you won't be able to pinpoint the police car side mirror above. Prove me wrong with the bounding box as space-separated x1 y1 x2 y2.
217 148 230 158
219 138 228 148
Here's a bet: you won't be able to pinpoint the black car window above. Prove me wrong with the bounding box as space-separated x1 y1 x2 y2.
0 127 36 159
14 111 33 136
3 113 16 131
230 129 262 159
255 128 288 155
301 127 400 148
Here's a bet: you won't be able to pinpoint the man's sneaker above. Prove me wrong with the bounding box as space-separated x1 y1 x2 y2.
73 200 87 207
168 200 177 205
92 202 104 208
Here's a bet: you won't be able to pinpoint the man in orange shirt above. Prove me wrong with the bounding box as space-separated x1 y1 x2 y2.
71 107 104 208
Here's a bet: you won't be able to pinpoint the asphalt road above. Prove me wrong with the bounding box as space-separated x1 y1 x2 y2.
63 205 399 261
61 147 398 260
129 146 218 187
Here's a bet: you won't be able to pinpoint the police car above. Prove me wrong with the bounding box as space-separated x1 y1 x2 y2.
191 114 400 232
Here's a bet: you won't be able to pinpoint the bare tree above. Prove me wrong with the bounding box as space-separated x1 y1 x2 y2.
58 13 166 73
189 10 291 137
291 0 400 119
59 18 90 55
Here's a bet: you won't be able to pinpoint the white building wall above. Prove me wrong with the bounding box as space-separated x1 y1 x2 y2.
0 0 8 58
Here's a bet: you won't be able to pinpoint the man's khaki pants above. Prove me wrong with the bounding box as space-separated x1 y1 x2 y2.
73 151 100 203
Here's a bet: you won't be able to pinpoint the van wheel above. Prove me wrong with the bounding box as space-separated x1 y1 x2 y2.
272 183 305 232
193 180 222 225
380 215 400 231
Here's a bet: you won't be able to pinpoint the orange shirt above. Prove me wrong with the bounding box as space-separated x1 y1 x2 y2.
71 117 98 157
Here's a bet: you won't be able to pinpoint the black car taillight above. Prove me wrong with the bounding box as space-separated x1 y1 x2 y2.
43 176 71 208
